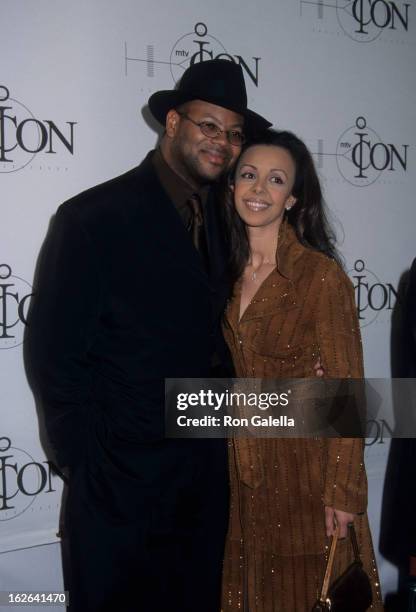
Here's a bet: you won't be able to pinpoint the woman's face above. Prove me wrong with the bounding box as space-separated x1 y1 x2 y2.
233 144 296 229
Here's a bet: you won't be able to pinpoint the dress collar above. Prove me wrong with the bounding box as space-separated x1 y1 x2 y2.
224 220 303 326
274 220 305 281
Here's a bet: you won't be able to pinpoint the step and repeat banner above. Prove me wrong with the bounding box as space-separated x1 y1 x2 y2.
1 0 415 599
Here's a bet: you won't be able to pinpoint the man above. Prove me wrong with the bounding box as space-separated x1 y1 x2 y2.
27 59 271 612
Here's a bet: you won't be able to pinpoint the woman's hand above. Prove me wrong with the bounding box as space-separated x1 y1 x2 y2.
325 506 355 538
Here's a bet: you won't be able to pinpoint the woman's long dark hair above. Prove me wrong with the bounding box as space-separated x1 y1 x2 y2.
222 129 342 284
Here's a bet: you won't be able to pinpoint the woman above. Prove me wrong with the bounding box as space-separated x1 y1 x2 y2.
221 130 383 611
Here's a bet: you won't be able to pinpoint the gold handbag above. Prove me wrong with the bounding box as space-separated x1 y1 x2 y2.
312 524 373 612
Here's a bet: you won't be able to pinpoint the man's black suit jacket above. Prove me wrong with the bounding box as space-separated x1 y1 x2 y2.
27 151 232 519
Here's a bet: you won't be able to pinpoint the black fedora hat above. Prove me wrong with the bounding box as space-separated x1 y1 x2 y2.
148 59 272 135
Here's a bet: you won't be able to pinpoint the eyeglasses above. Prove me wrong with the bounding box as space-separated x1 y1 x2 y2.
177 112 245 146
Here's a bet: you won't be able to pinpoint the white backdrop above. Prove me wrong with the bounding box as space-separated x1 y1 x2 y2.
1 0 415 606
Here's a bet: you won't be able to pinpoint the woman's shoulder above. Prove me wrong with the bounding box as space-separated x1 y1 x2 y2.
297 246 353 290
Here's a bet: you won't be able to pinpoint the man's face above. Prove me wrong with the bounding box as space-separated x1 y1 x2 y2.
164 100 244 186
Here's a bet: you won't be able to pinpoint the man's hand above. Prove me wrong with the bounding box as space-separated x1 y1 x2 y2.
325 506 355 538
314 358 324 377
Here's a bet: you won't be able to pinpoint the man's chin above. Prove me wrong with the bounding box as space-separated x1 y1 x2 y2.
197 161 227 182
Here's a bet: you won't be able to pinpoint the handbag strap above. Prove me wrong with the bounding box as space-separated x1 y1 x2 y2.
319 525 339 602
349 522 361 562
319 523 360 603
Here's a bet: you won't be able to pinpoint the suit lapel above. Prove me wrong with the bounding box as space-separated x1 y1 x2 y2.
135 153 211 287
202 188 228 284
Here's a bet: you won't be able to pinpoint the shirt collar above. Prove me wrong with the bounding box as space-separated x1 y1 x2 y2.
152 148 209 209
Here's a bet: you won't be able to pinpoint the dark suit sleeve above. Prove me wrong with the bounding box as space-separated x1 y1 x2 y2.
27 204 102 468
407 258 416 349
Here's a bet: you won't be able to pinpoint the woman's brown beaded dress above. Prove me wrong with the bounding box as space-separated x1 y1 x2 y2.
221 222 383 611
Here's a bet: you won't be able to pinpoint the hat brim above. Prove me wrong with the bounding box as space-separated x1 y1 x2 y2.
148 90 272 136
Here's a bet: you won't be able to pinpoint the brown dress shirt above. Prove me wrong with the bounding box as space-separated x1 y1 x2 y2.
152 148 209 251
221 221 383 611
